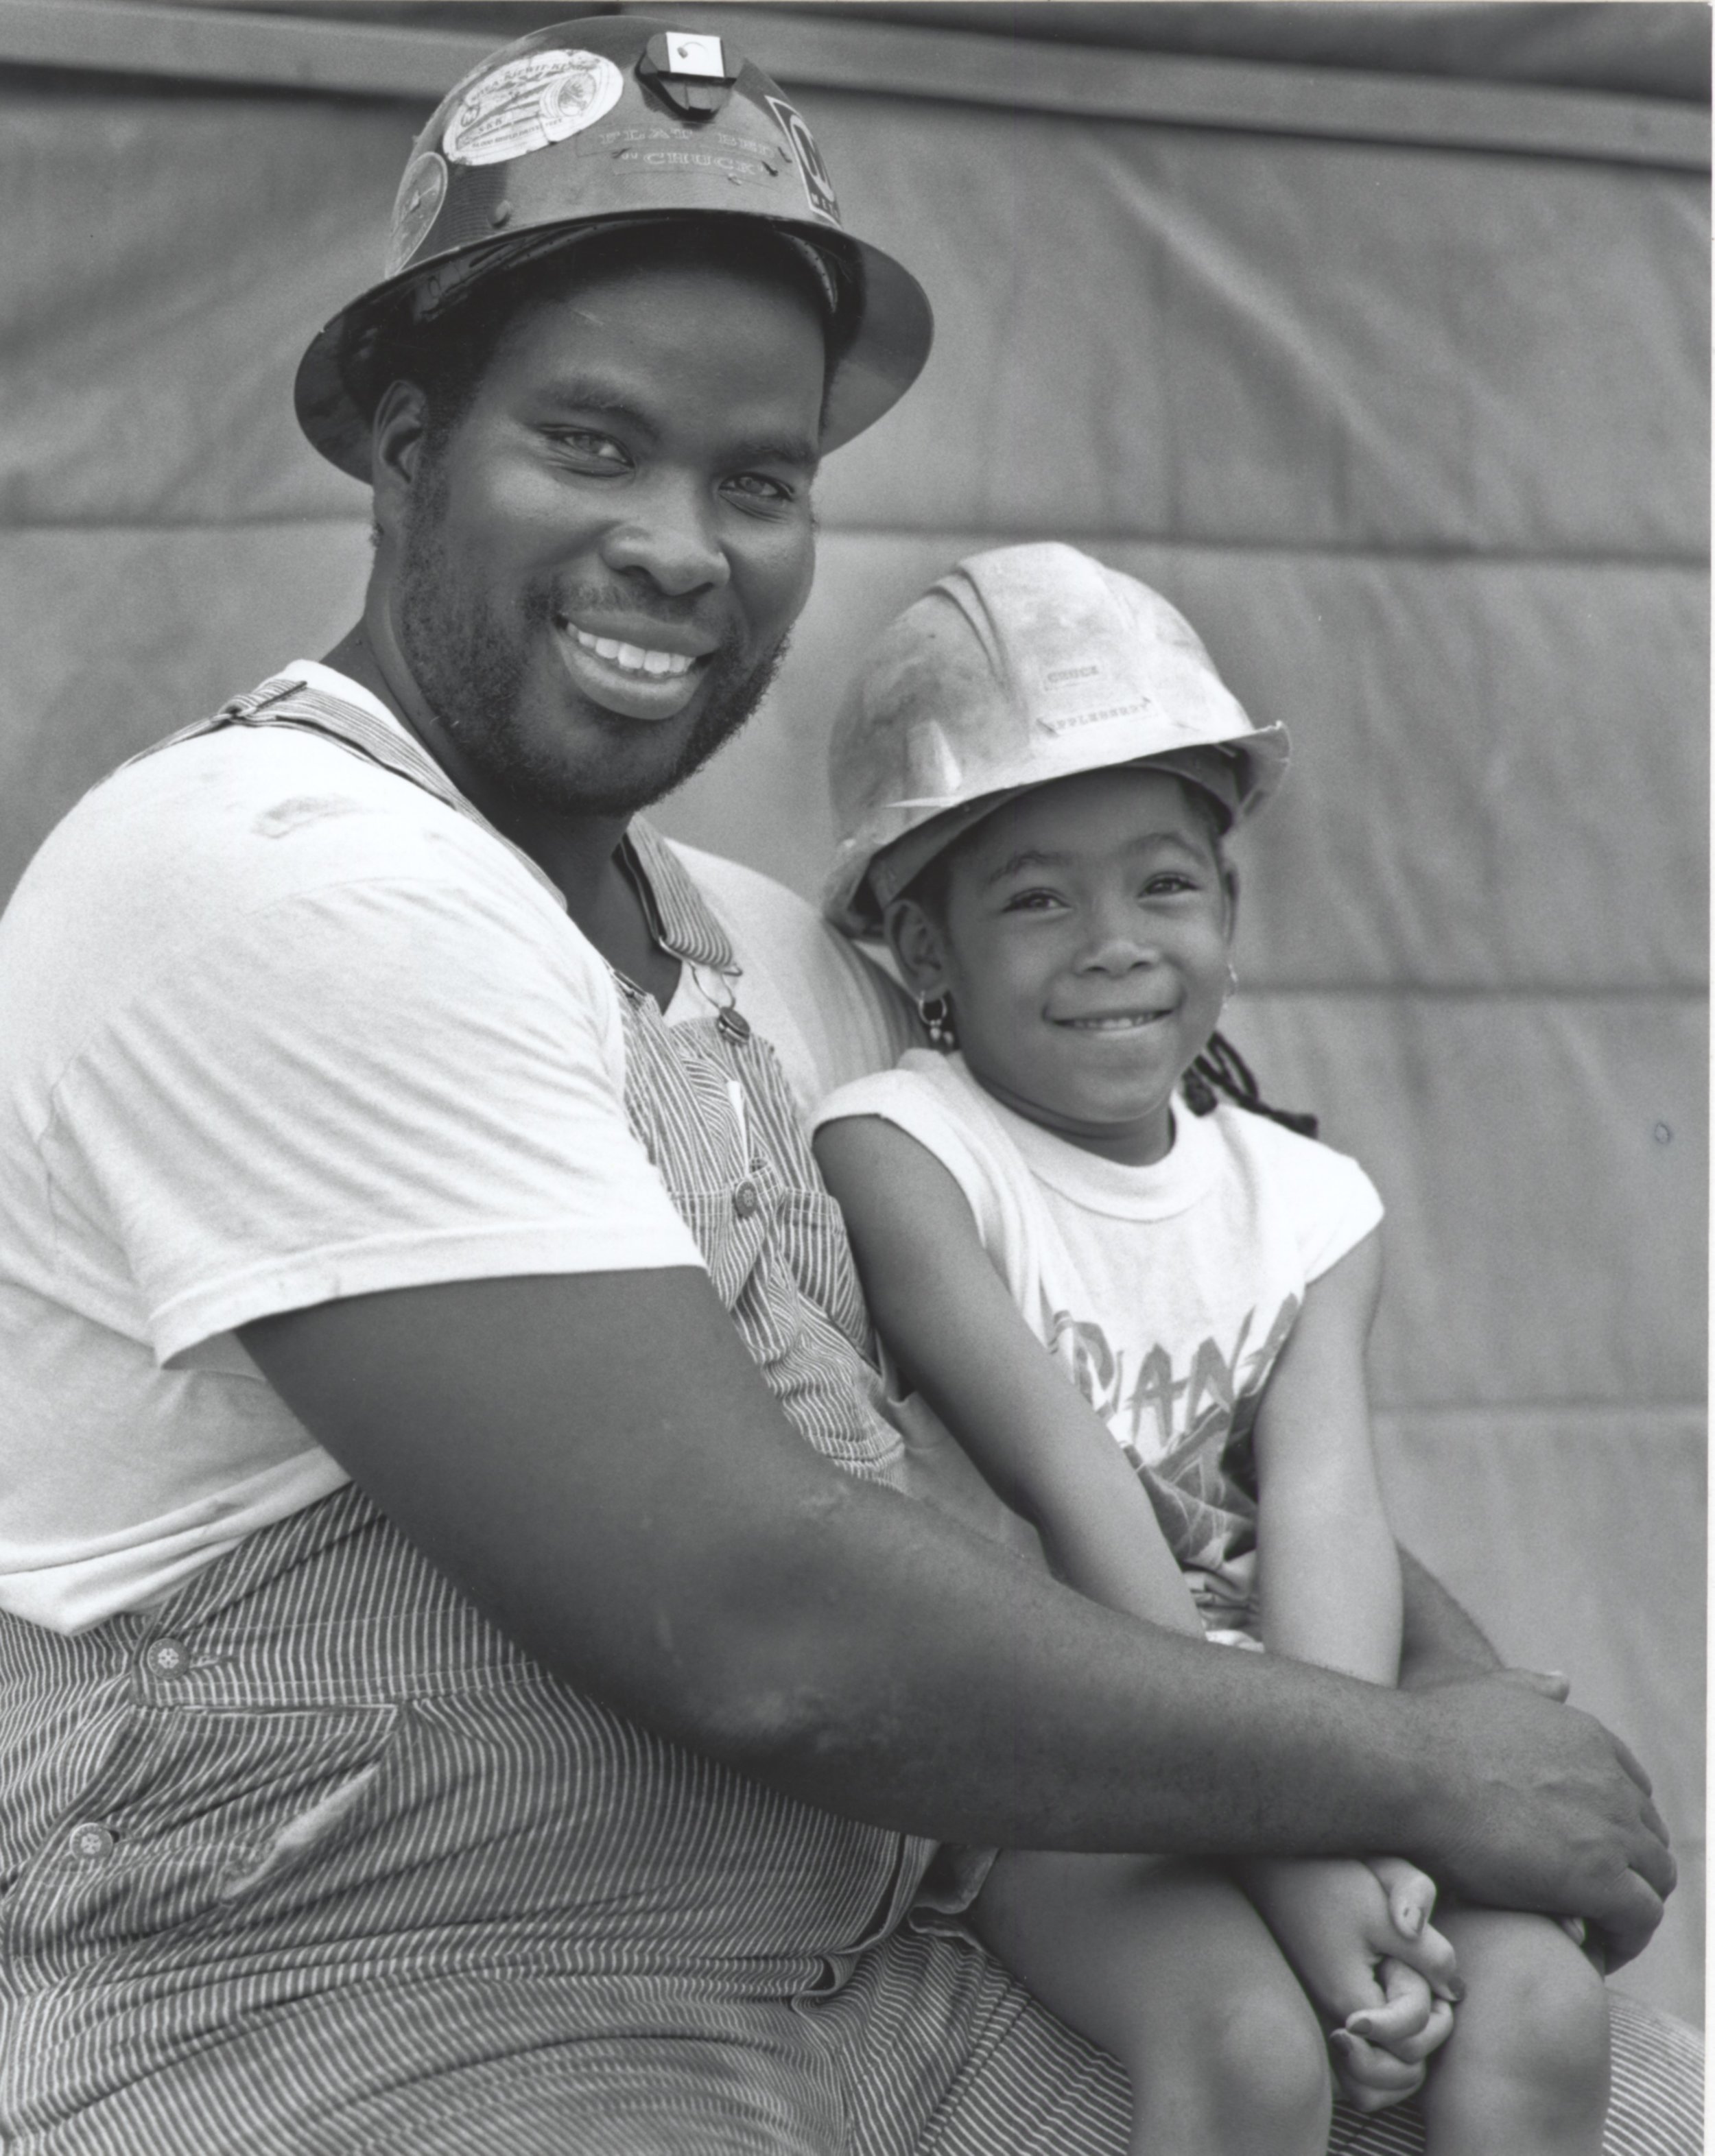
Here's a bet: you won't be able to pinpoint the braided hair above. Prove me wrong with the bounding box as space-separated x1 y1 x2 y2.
1181 1031 1318 1139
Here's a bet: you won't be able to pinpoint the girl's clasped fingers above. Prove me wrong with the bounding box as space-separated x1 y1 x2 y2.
1345 1959 1456 2064
1380 1912 1460 2005
1362 1854 1460 2001
1327 2026 1426 2112
1364 1853 1436 1938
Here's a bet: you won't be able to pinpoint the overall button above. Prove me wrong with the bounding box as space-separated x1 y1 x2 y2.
144 1638 189 1677
69 1822 115 1861
732 1181 761 1220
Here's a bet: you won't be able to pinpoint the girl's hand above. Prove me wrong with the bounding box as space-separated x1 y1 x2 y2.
1332 1958 1457 2109
1240 1856 1460 2109
1364 1853 1439 1942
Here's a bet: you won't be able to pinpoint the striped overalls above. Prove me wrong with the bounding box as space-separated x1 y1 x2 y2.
0 683 1697 2153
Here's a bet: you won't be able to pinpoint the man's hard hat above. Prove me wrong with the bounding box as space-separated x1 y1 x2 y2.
295 14 933 479
823 543 1290 936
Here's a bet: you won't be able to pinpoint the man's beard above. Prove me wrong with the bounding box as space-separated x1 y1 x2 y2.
395 471 788 819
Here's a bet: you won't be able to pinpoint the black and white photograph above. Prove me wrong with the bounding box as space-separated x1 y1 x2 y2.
0 3 1704 2149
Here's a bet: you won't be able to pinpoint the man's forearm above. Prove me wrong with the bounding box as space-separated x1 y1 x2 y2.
244 1270 1429 1853
240 1266 1672 1956
696 1471 1433 1854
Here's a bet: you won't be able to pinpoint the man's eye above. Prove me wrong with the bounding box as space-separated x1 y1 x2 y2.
1144 873 1196 896
722 473 793 504
549 431 629 468
1002 889 1062 913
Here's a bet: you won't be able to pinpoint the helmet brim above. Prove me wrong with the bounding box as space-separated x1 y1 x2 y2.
294 213 932 483
824 724 1292 939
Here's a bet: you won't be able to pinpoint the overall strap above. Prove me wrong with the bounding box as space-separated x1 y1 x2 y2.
135 676 747 996
130 674 568 914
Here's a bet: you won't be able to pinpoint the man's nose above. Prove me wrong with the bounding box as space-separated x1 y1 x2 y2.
598 475 729 597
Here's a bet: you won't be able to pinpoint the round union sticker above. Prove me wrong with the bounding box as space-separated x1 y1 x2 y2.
386 150 448 275
443 49 624 168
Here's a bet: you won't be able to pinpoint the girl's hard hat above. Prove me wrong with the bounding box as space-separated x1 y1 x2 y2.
824 543 1290 936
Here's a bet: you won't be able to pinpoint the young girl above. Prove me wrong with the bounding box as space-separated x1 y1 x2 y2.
810 545 1610 2155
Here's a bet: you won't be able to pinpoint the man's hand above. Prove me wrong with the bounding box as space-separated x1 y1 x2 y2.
1239 1857 1457 2111
1404 1672 1673 1968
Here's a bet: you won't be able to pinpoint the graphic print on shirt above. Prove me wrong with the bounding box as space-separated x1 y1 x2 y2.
1041 1292 1300 1625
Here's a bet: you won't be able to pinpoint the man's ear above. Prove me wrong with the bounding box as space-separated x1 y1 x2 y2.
1222 859 1241 940
882 894 949 998
370 379 431 543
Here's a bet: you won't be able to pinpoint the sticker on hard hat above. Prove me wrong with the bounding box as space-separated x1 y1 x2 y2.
386 150 449 276
442 49 624 169
662 33 726 79
761 94 840 224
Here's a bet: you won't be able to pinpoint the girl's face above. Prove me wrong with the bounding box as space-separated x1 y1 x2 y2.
895 769 1235 1166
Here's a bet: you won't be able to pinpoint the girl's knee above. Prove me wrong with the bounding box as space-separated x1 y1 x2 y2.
1450 1928 1610 2123
1203 1980 1332 2146
1506 1950 1611 2107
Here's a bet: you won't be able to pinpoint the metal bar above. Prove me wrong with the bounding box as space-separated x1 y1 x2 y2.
0 0 493 97
676 3 1710 169
0 0 1704 171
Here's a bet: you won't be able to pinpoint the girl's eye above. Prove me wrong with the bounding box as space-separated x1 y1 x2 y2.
1002 888 1064 914
1144 872 1198 897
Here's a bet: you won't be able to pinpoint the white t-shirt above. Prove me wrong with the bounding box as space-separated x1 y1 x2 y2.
661 843 916 1120
0 665 708 1633
812 1051 1383 1639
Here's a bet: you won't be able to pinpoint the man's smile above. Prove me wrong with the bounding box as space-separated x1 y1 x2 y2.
550 612 717 722
572 628 696 678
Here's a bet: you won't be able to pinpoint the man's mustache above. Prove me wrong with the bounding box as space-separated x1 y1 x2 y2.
548 584 724 633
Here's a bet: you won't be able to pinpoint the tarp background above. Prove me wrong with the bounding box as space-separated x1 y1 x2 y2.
0 0 1704 2021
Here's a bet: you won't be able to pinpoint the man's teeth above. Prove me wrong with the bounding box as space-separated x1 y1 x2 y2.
572 628 694 678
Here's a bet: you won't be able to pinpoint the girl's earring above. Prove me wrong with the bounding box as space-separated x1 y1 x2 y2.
1225 962 1239 1000
916 990 956 1051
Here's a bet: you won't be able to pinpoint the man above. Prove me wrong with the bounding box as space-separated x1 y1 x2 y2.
0 19 1691 2153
